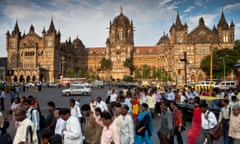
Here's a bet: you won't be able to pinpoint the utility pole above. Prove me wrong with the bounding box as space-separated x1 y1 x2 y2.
180 52 187 87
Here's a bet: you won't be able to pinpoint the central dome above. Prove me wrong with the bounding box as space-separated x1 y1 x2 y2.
112 11 130 27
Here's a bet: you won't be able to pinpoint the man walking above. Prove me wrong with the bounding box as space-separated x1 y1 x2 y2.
197 103 217 144
229 105 240 144
13 108 38 144
61 108 83 144
218 99 232 144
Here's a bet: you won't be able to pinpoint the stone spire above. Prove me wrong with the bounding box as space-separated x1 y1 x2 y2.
12 20 20 34
199 17 205 26
47 17 56 33
217 10 229 29
29 24 35 33
175 12 182 26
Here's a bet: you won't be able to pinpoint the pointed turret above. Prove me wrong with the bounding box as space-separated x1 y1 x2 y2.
230 20 235 28
23 31 26 37
12 20 20 35
199 17 205 26
175 12 182 26
47 18 56 33
212 25 218 33
42 27 46 34
6 30 10 36
29 24 35 33
217 10 229 29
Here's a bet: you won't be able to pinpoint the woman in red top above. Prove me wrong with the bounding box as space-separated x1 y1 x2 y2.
187 97 202 144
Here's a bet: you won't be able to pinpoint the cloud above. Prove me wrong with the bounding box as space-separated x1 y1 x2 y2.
223 2 240 12
184 6 195 13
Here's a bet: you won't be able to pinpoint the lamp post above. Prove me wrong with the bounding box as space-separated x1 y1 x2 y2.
180 52 187 87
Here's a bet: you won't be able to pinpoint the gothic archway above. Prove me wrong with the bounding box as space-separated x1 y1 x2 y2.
19 75 25 82
39 73 44 82
13 76 18 82
32 76 36 82
26 76 31 82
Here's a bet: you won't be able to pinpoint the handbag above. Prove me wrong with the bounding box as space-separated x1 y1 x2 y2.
209 123 222 140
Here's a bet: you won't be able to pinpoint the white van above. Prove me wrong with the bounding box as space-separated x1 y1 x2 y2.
215 81 237 90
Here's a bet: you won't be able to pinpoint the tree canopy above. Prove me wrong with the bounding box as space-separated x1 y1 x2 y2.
200 41 240 79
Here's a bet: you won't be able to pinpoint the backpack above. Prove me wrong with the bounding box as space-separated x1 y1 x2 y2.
30 108 47 130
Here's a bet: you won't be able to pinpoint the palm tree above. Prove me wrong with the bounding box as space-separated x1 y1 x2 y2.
124 58 134 75
100 58 112 80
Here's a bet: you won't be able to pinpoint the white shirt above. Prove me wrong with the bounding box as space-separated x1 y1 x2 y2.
201 110 217 130
120 114 134 144
180 95 186 104
110 93 118 102
26 107 40 131
96 101 108 112
13 118 38 144
63 116 83 144
167 92 175 101
0 91 5 98
55 118 66 136
71 105 82 118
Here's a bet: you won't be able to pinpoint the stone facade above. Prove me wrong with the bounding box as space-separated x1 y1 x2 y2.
6 19 86 83
6 10 235 84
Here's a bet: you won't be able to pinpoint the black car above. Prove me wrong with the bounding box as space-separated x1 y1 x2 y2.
177 99 223 121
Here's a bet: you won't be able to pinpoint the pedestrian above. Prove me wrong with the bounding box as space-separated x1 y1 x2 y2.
229 105 240 144
218 99 232 144
89 97 97 114
9 89 17 104
187 96 202 144
112 103 122 129
0 112 12 144
134 103 154 144
48 134 63 144
0 88 5 111
96 97 108 112
45 101 56 131
81 104 101 144
39 128 53 144
146 91 156 118
157 100 173 144
9 97 21 127
69 98 82 121
61 108 83 144
13 108 38 144
166 88 175 101
110 89 118 113
169 101 184 144
54 108 66 137
197 102 217 144
94 107 103 126
100 111 120 144
153 89 161 116
131 93 139 122
120 104 134 144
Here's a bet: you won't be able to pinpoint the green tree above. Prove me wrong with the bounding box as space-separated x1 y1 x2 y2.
66 68 74 78
134 69 141 79
100 58 112 80
124 58 134 75
142 64 149 79
200 48 240 79
77 70 84 77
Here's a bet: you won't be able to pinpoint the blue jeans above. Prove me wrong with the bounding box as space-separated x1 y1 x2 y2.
222 119 232 144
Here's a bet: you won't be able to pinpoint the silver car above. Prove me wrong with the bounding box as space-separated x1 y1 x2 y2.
62 84 91 96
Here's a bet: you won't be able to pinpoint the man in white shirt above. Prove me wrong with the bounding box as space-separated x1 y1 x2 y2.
166 88 175 101
96 97 108 112
110 89 118 102
54 108 66 137
120 104 134 144
197 103 217 144
61 108 83 144
13 108 38 144
69 98 82 120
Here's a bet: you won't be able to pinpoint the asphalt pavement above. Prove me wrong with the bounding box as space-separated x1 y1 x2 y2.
3 86 223 144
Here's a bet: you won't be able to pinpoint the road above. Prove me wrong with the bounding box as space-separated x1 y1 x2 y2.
4 86 223 144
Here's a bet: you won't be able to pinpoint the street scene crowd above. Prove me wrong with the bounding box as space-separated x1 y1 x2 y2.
0 85 240 144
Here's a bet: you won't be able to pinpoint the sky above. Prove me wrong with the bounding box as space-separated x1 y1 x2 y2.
0 0 240 57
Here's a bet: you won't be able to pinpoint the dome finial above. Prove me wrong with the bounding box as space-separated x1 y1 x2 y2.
120 6 123 14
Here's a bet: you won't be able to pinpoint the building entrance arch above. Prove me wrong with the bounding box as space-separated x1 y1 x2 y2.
26 76 31 82
13 76 18 82
20 75 25 82
32 76 36 82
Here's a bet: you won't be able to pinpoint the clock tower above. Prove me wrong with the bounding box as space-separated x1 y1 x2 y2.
106 7 134 80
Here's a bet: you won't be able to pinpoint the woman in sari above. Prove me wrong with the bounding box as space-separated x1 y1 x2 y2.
187 96 202 144
131 93 139 122
134 103 154 144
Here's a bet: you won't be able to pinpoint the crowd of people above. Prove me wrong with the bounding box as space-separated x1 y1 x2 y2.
0 86 239 144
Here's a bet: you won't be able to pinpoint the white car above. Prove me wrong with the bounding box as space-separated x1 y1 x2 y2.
62 84 91 96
